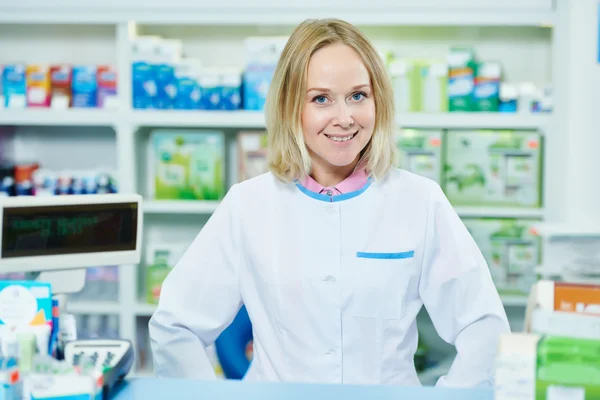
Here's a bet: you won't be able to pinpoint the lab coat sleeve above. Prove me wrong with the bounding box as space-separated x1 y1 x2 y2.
418 183 511 387
149 184 243 379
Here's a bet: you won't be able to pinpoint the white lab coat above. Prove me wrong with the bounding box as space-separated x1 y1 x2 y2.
149 168 510 386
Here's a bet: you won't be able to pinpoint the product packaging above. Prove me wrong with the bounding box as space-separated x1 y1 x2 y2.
419 61 448 113
498 83 518 112
131 36 160 109
149 130 226 200
26 65 51 108
197 69 221 110
243 37 287 111
97 66 118 109
50 65 73 109
71 66 98 108
473 61 501 112
145 245 185 304
0 65 4 109
444 130 542 208
237 131 269 182
395 129 443 183
219 68 242 111
389 58 419 114
2 64 26 109
462 218 540 296
447 47 476 112
496 281 600 400
173 59 202 110
0 281 53 328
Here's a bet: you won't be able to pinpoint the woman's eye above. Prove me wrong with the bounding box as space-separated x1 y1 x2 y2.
351 92 365 101
313 95 328 104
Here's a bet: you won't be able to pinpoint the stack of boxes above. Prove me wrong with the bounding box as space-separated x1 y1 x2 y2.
386 46 552 114
0 64 117 109
396 128 543 297
130 35 286 111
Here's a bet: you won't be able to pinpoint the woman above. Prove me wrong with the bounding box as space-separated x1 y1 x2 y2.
149 18 510 387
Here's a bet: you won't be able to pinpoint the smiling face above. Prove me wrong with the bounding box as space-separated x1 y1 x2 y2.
301 43 376 180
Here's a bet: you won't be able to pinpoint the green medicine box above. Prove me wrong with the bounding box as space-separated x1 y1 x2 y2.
396 129 443 183
462 218 540 296
444 130 543 208
149 129 226 201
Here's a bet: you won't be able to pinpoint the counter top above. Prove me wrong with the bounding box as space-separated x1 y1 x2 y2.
112 378 493 400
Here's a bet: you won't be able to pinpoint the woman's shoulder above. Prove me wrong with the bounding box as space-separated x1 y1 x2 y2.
378 167 444 202
383 167 441 190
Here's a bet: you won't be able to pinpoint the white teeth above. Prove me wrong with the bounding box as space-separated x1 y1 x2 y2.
326 133 356 142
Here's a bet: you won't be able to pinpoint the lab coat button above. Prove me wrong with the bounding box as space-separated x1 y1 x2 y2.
326 190 333 196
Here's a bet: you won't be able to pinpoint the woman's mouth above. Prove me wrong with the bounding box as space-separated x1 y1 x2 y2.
324 131 358 142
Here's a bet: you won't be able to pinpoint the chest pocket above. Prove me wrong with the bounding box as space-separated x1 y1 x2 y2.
350 250 416 320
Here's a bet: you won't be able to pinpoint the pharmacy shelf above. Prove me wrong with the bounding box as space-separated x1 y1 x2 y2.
397 113 551 130
66 301 122 315
133 111 551 130
0 109 120 127
143 200 220 214
0 109 552 131
136 302 157 317
130 110 265 129
454 207 544 219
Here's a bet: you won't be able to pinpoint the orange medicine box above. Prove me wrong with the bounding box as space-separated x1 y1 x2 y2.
553 282 600 316
26 65 51 107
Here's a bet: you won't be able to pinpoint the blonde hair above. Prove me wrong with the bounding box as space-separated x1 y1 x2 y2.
265 18 398 183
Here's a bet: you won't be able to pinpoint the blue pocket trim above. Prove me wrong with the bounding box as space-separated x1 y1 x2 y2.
356 251 415 259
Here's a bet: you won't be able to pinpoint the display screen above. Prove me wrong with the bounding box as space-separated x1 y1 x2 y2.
2 202 138 258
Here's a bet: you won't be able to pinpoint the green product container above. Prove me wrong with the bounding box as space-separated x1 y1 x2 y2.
536 336 600 399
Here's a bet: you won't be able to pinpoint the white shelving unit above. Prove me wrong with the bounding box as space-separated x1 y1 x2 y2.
1 0 571 376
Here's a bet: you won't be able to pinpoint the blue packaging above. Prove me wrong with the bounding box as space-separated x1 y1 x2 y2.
71 66 98 108
0 281 53 327
132 61 155 109
242 65 274 111
498 83 518 113
0 65 3 107
153 63 177 109
174 60 202 110
198 70 221 110
2 65 26 109
175 77 201 110
220 70 242 110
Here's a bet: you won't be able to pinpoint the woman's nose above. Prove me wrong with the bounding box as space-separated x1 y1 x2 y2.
334 103 354 128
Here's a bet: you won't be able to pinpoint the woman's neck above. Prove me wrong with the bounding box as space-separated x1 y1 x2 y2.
310 157 361 188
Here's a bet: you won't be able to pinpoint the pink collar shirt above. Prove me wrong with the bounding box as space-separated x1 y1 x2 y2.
295 167 371 202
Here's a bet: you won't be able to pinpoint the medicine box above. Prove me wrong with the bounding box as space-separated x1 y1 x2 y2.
2 65 26 109
443 130 542 208
0 281 52 327
462 218 540 296
71 65 98 108
149 130 226 201
97 66 117 109
447 47 476 112
26 65 51 108
473 61 501 112
50 65 73 109
144 244 185 304
237 131 269 182
395 129 443 183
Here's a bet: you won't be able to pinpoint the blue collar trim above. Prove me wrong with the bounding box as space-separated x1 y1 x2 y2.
294 177 373 202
